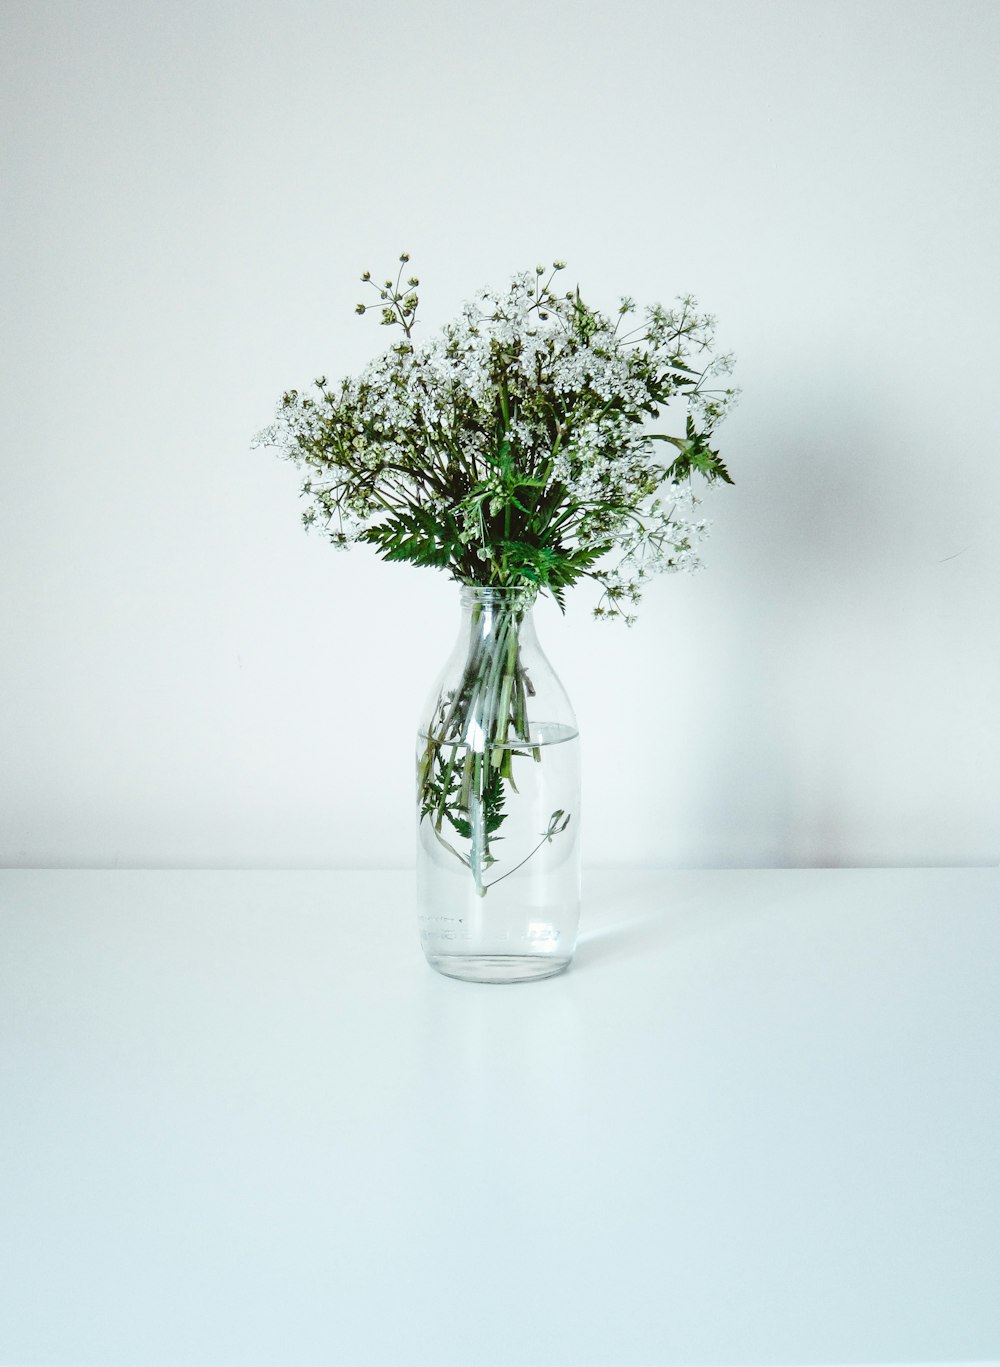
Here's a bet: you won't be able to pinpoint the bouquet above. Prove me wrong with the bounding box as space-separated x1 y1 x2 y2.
256 258 737 894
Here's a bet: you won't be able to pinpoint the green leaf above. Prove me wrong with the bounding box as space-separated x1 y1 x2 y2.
360 509 463 570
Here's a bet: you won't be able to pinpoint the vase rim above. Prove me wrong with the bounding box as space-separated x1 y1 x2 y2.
458 583 538 606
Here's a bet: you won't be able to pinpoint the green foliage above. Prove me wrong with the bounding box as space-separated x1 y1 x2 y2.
359 506 463 569
654 417 734 486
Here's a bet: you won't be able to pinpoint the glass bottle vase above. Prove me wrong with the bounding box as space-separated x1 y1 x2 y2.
415 586 581 983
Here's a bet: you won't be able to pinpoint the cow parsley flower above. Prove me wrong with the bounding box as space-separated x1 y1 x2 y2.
255 259 737 622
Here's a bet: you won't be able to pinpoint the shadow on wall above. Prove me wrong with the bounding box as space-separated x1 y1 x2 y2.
687 357 912 867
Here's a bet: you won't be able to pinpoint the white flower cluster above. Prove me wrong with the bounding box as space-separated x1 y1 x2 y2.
256 264 737 620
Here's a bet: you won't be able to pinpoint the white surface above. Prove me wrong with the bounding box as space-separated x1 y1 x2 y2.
1 867 998 1366
3 0 1000 870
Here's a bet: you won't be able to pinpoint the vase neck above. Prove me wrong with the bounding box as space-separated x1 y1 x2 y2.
458 585 538 638
417 581 575 741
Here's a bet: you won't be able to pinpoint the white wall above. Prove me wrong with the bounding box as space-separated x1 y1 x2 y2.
2 0 998 870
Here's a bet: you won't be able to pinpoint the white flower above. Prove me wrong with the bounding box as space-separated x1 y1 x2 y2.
257 263 736 623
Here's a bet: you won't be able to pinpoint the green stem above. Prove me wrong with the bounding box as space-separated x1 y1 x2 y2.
417 598 558 893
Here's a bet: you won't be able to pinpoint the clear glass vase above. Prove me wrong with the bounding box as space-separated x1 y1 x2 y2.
416 586 581 983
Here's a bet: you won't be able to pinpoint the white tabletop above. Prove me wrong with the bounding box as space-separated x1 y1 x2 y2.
1 868 998 1367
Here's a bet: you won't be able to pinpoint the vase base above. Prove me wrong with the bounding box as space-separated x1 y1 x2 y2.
426 953 572 984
